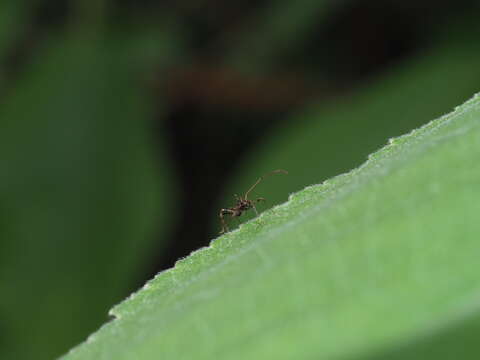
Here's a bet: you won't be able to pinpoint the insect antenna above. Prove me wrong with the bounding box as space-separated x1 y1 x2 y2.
244 169 288 199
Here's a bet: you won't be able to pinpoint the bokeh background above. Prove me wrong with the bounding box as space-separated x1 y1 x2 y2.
1 1 480 359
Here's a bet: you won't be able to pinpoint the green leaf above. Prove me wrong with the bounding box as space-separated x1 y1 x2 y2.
222 28 480 222
61 89 480 359
0 34 176 359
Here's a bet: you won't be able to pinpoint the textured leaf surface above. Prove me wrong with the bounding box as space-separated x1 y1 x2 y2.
62 92 480 359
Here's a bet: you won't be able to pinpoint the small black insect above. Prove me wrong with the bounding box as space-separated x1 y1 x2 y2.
219 169 288 234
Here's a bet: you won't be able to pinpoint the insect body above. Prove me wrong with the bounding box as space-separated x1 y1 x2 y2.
219 169 287 234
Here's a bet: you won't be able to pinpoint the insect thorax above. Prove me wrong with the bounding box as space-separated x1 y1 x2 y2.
237 199 252 211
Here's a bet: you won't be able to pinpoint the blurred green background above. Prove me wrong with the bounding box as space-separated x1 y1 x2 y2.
0 1 479 359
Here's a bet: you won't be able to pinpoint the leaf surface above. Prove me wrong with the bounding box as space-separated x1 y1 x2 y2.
62 92 480 359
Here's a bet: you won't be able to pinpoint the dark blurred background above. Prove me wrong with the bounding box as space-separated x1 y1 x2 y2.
1 1 479 359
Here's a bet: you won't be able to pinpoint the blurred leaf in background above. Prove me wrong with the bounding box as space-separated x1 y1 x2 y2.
0 26 176 360
222 17 480 230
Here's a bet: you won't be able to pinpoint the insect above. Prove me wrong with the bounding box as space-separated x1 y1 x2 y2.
219 169 288 234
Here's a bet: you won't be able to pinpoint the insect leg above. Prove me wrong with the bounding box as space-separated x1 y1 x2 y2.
252 197 265 216
219 208 234 234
